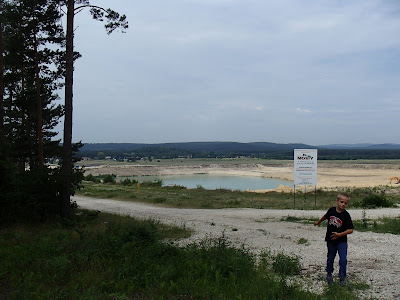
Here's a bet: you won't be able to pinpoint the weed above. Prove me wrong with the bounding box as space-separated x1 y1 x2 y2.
272 253 302 276
354 216 400 234
298 238 309 245
282 216 303 222
0 215 328 299
153 197 167 204
281 216 315 225
362 209 368 228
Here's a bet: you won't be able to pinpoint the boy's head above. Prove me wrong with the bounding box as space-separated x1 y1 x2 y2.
336 193 350 211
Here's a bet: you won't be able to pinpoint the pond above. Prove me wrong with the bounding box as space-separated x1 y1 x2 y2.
121 174 293 191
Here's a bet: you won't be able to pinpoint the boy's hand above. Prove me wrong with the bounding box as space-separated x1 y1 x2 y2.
313 221 319 226
331 232 341 240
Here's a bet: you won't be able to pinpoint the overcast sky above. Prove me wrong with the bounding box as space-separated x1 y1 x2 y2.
56 0 400 145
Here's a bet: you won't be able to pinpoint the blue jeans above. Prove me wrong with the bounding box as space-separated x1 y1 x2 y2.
326 241 348 279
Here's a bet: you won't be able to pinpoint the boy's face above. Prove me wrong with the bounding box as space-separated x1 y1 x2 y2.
336 197 350 211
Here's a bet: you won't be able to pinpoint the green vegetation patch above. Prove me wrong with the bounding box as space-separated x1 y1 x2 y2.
281 216 315 224
79 178 400 210
0 210 366 299
354 216 400 234
283 213 400 235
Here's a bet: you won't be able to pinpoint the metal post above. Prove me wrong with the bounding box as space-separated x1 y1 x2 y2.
294 185 296 208
315 185 317 206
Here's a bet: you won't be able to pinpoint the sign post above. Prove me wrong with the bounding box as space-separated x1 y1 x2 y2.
294 149 318 207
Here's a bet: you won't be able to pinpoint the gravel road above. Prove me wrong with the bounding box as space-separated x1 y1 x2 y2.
73 195 400 299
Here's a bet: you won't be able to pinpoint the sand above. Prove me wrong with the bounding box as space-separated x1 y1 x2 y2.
83 160 400 190
77 161 400 299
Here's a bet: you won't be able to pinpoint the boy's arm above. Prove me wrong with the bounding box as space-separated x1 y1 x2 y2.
331 229 353 240
314 215 326 226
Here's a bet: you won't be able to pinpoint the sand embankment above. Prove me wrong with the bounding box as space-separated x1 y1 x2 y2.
83 161 400 191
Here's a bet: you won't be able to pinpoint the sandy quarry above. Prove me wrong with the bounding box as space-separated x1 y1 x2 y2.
83 160 400 191
77 161 400 299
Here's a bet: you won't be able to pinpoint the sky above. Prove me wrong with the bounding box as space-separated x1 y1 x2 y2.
56 0 400 145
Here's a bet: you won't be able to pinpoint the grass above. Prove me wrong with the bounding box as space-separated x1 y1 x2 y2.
0 210 365 299
281 216 315 224
77 180 400 210
298 237 309 245
282 214 400 235
353 216 400 234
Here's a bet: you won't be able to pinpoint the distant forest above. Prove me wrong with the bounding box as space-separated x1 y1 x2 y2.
77 142 400 160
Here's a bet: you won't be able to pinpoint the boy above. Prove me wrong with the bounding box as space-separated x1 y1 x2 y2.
314 193 354 285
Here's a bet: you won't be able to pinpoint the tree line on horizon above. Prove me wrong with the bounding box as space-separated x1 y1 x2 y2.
0 0 127 223
77 143 400 161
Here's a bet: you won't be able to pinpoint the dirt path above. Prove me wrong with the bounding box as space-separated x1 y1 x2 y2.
73 195 400 299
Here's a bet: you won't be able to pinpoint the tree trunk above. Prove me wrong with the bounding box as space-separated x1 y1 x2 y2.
34 30 43 169
0 2 4 145
61 0 74 218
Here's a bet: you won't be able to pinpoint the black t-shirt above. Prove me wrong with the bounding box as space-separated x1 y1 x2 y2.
324 207 354 244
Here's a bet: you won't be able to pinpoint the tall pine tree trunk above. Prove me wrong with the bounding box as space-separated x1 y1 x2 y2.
61 0 74 218
34 30 43 169
0 2 4 146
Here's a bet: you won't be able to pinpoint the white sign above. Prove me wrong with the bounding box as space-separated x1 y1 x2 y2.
294 149 318 186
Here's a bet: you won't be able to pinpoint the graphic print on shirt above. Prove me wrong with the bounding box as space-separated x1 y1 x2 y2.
329 216 343 228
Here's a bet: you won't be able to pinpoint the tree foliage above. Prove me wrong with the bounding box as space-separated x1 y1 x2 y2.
2 0 64 170
0 0 127 221
0 0 83 222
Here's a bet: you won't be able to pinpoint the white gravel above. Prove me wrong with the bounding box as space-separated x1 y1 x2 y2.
73 195 400 299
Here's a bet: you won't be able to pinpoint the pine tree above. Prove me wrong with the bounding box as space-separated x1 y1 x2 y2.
2 0 64 170
1 0 67 221
61 0 127 218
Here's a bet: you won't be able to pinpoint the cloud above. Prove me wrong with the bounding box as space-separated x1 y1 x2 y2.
60 0 400 145
296 108 312 114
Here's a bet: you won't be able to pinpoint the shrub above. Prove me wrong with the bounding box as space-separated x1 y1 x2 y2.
153 197 167 203
120 178 137 186
103 174 116 184
141 179 163 187
360 193 392 208
272 253 302 276
85 174 100 183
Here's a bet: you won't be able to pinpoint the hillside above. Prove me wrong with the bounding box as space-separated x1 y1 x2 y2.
76 142 400 160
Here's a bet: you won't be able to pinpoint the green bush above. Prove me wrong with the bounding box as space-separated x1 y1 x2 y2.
85 174 100 183
103 174 116 184
272 253 302 276
141 179 163 187
360 193 393 208
152 197 167 203
120 178 138 186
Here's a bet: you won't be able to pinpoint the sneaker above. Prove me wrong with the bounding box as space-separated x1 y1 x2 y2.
340 278 345 286
326 274 334 284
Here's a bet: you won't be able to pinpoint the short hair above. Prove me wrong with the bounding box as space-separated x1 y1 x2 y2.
337 193 350 201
